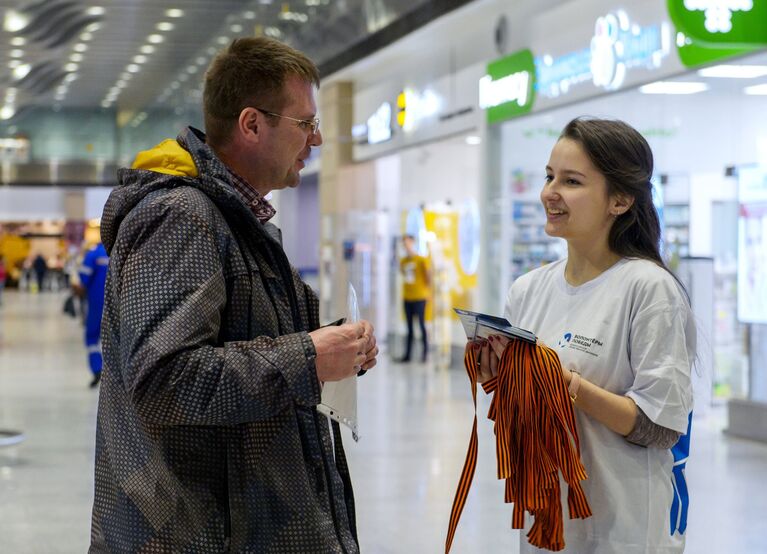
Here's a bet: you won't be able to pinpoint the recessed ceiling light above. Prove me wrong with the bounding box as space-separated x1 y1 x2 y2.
196 56 207 65
73 43 88 52
206 47 217 55
165 8 184 18
140 44 155 54
156 22 174 32
639 81 708 94
179 73 189 82
69 53 83 62
8 59 20 68
10 37 25 46
744 83 767 95
4 11 30 33
230 24 243 33
170 81 180 90
12 63 31 79
0 105 16 120
465 135 482 145
101 101 111 108
80 32 93 41
9 49 24 58
697 65 767 79
86 6 105 16
187 65 198 74
126 64 140 73
116 80 127 88
64 63 79 72
64 73 77 82
148 34 164 44
243 11 256 19
133 55 148 64
86 22 101 33
120 72 132 80
217 36 230 45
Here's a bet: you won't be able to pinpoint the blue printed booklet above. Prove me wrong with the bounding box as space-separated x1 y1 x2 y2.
453 308 537 345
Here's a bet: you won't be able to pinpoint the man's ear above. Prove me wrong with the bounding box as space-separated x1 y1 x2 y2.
610 193 634 216
236 107 260 144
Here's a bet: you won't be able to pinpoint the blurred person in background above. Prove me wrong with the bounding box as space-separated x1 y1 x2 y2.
32 253 47 292
398 234 431 362
0 256 6 306
77 241 108 388
89 37 378 553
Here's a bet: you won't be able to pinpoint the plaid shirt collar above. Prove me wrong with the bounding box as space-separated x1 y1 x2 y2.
224 166 276 224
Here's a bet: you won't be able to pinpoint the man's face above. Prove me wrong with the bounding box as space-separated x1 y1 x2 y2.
259 74 322 192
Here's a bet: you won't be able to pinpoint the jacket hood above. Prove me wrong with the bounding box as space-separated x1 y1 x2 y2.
101 127 252 254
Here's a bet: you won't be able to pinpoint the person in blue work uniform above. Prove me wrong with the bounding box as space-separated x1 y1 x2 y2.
78 242 109 388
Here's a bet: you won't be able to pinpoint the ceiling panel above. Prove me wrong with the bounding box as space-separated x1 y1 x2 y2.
0 0 435 122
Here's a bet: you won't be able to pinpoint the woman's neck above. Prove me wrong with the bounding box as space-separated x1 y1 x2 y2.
565 241 622 287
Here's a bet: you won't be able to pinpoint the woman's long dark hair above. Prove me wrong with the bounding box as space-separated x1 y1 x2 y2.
559 117 686 294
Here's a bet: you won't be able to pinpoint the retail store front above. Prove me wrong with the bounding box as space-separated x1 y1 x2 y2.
480 0 767 427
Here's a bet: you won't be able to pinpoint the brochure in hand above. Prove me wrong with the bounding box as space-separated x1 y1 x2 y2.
453 308 537 345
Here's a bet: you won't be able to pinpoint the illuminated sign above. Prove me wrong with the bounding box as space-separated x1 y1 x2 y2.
668 0 767 46
366 102 392 144
537 10 671 98
396 88 442 132
480 49 536 124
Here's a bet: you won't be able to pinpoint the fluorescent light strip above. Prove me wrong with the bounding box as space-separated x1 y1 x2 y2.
639 81 708 95
744 83 767 95
698 65 767 79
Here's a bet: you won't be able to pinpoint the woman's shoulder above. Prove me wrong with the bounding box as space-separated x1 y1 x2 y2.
616 258 688 310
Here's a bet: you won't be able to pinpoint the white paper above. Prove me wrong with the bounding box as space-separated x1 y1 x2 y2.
317 283 360 441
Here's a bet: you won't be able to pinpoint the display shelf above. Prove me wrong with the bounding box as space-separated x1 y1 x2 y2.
664 203 690 258
510 199 564 280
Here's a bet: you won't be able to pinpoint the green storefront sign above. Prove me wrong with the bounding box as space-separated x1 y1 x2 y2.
480 49 536 124
668 0 767 47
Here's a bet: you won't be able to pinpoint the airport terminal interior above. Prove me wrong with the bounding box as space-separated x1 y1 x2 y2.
1 0 767 552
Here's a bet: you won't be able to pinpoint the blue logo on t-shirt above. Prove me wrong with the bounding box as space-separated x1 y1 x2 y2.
558 332 572 348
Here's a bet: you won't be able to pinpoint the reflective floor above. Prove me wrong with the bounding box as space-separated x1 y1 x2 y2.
1 290 766 553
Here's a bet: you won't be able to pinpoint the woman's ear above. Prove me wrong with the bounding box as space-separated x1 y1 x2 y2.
609 193 634 216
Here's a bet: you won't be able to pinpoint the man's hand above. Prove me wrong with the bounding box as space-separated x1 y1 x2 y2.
309 321 378 382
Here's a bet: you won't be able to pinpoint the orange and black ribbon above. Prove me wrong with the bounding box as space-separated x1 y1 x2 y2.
445 340 592 552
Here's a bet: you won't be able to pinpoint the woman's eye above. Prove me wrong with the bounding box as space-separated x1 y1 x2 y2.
544 174 553 183
567 178 581 185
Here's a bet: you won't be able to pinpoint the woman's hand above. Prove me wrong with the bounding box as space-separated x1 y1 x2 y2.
468 335 510 383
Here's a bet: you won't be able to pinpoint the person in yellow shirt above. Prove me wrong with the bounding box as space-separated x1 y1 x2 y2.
398 234 431 363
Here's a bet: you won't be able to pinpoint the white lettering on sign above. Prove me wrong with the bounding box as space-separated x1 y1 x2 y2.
478 71 530 109
367 102 392 144
683 0 754 33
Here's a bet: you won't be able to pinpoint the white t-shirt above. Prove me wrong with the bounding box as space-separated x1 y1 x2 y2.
505 258 695 554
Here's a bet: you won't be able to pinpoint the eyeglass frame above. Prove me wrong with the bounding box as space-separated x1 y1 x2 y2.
251 107 320 135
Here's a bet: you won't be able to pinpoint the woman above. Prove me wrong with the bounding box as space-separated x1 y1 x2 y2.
476 117 695 553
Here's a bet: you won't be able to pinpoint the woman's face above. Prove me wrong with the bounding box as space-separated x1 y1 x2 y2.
540 138 626 247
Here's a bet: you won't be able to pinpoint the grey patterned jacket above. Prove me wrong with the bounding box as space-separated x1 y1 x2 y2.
89 127 358 553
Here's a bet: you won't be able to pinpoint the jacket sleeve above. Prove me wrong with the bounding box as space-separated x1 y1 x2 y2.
113 196 321 426
79 249 96 289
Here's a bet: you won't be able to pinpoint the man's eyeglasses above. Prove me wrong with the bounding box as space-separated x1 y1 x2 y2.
254 107 320 135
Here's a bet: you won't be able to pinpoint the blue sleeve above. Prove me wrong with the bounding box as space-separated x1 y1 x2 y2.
79 250 96 289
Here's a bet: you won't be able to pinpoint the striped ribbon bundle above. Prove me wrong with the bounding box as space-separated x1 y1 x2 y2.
445 340 592 552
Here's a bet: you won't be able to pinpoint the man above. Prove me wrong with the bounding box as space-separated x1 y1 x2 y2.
77 241 108 388
90 38 378 553
398 234 431 363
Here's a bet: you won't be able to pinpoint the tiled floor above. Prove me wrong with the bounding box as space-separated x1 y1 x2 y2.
1 289 766 553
